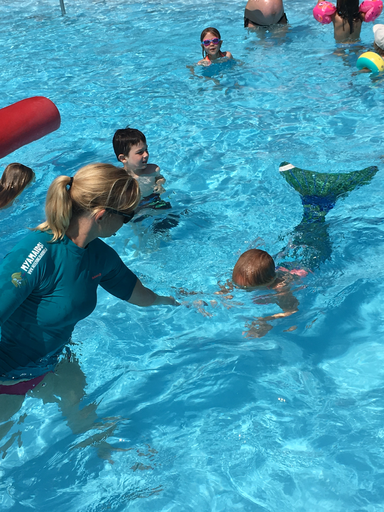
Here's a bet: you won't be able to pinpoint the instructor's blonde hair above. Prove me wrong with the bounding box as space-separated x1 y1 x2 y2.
35 163 140 241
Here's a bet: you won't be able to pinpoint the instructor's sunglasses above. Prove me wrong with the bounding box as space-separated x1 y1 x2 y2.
106 208 135 224
202 38 221 46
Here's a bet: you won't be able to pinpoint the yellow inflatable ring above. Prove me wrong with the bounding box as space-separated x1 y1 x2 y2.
356 51 384 73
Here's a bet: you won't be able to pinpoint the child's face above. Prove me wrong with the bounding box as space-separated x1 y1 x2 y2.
201 32 222 58
119 141 149 173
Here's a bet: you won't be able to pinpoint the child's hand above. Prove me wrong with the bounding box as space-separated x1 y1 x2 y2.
193 299 212 317
262 311 297 321
176 288 201 296
243 318 273 338
181 299 212 317
153 295 180 306
154 183 165 194
154 175 166 194
214 279 233 295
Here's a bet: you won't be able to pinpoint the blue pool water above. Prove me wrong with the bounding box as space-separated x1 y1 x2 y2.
1 0 384 510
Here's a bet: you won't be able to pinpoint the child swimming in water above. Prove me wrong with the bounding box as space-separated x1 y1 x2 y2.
313 0 383 42
197 27 233 66
215 162 378 337
217 249 304 337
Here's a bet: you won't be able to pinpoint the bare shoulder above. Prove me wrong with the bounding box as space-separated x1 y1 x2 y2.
224 51 233 59
141 164 160 176
197 59 210 66
149 163 160 173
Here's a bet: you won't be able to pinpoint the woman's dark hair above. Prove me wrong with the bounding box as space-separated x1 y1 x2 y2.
0 163 35 210
337 0 362 34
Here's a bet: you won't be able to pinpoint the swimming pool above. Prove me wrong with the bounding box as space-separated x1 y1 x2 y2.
1 0 384 510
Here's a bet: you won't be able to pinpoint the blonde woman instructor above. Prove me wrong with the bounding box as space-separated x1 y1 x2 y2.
0 163 178 396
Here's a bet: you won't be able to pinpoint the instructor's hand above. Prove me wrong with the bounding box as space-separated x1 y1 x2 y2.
153 295 180 306
129 280 179 307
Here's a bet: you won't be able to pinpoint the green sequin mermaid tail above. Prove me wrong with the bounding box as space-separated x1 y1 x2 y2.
279 162 378 214
278 162 378 268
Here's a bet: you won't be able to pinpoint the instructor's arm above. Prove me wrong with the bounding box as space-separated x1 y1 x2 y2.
128 279 178 307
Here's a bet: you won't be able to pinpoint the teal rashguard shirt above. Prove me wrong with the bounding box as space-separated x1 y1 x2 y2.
0 231 137 379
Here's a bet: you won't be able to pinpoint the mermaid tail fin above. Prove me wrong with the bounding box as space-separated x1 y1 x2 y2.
278 162 378 269
279 162 378 211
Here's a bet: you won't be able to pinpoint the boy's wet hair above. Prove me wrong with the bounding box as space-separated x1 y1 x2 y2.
232 249 276 288
113 128 146 160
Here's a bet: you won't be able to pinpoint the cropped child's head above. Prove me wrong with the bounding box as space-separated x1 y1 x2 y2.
373 24 384 55
200 27 222 59
336 0 359 9
0 163 35 210
336 0 360 15
337 0 361 34
113 128 147 162
232 249 276 288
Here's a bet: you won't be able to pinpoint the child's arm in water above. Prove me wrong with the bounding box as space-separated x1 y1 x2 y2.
154 172 166 194
135 164 166 197
244 270 306 338
176 269 304 332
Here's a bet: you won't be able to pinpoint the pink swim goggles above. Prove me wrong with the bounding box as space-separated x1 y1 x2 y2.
202 38 221 46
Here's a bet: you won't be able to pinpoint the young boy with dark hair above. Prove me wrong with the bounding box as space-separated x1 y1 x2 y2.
112 128 170 211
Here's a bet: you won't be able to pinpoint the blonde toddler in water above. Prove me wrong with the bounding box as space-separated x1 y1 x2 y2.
182 249 305 335
221 249 305 337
